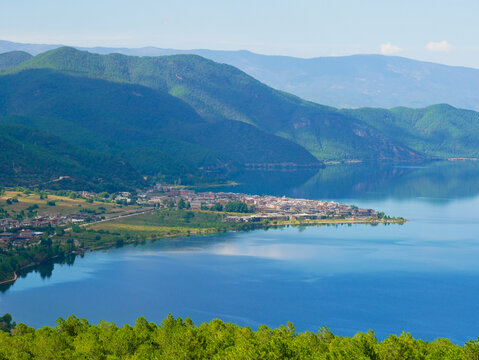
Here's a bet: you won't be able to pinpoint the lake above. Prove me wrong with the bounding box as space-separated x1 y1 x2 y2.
2 161 479 343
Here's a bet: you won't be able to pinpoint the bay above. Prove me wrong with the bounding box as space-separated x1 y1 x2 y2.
2 161 479 343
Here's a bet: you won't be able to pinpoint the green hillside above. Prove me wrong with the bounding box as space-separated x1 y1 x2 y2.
0 51 32 71
14 47 422 161
0 123 144 191
343 104 479 158
0 67 320 188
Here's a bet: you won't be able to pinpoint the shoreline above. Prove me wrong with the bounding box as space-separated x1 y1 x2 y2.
0 216 406 284
272 218 406 226
0 272 17 285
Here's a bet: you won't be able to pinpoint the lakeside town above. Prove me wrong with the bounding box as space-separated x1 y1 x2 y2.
138 185 385 223
0 185 396 249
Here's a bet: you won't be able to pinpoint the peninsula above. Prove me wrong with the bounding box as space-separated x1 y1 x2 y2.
0 186 404 284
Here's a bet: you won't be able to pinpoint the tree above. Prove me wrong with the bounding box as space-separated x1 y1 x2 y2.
225 201 248 213
0 313 16 332
177 198 186 210
162 199 175 209
211 202 223 211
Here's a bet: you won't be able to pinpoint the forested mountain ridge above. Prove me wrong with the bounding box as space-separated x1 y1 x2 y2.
3 47 479 190
12 47 422 161
0 66 320 189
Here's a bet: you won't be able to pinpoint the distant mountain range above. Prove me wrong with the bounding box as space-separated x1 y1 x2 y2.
2 39 479 110
1 46 479 190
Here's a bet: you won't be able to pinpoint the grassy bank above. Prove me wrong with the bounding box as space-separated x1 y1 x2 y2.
54 209 259 249
62 209 405 249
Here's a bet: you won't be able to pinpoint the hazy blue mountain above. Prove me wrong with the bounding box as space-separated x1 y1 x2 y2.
14 47 420 162
183 52 479 111
0 40 59 56
3 39 479 110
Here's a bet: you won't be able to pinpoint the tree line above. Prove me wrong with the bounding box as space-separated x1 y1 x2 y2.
0 314 477 359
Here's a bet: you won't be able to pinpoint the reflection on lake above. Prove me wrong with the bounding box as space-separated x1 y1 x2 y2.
226 160 479 201
2 161 479 343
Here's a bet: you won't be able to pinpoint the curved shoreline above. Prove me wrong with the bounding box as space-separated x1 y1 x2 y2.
0 217 406 284
0 272 17 285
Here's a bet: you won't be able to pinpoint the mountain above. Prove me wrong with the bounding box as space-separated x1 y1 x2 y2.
4 46 479 191
183 52 479 112
0 51 33 71
0 123 145 191
0 40 59 56
3 39 479 110
13 47 421 162
0 66 320 188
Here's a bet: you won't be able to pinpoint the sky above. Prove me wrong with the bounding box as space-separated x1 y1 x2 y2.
1 0 478 68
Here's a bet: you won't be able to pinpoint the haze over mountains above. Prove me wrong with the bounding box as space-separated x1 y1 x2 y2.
2 45 479 191
2 39 479 110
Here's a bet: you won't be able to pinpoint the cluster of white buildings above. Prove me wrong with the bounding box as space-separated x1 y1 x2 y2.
137 185 378 221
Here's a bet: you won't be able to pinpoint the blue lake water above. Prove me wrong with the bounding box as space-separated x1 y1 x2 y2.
2 161 479 343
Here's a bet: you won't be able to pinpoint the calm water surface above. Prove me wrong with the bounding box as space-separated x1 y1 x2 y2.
2 161 479 343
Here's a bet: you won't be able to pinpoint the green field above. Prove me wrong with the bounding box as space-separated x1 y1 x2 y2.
58 210 240 249
0 190 145 218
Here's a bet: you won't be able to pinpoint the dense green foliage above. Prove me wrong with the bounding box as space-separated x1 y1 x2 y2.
0 123 145 191
0 51 32 72
224 201 250 213
343 104 479 159
0 314 15 333
0 314 478 359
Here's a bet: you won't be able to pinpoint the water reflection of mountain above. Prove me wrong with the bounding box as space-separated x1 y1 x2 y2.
0 254 78 293
228 161 479 201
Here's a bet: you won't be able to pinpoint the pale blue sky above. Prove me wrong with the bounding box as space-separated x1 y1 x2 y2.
1 0 478 67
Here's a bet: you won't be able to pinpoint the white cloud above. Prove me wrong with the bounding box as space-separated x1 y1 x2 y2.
380 42 402 55
425 40 453 52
